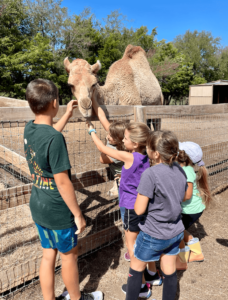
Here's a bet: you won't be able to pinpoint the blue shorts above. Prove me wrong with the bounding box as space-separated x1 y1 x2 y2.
35 223 78 254
134 231 184 262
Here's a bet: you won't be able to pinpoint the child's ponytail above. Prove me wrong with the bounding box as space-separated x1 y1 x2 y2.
177 150 193 167
169 152 179 166
197 166 213 208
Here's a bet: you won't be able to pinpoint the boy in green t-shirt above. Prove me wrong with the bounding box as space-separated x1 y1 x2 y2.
24 79 103 300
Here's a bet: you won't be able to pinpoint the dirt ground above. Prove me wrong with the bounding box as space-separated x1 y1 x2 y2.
3 187 227 300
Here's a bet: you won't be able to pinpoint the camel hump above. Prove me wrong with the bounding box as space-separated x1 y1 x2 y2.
123 45 146 59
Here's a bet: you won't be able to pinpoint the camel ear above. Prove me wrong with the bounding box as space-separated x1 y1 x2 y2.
64 57 71 73
91 60 101 74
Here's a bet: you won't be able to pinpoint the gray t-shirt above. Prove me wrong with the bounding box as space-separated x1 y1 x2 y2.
106 140 124 176
137 162 187 240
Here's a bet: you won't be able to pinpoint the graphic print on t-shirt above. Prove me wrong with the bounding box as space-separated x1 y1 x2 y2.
25 144 55 191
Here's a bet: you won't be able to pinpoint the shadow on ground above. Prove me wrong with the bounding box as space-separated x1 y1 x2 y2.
216 239 228 247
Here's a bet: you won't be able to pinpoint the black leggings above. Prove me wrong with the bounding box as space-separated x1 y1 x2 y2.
181 211 203 230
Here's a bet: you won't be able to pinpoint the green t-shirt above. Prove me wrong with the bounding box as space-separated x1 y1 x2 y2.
181 166 205 215
24 121 74 230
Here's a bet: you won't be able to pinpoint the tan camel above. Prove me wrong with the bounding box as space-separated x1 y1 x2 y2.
64 45 163 196
64 44 163 130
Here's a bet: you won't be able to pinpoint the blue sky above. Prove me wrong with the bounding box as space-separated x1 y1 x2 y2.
62 0 228 47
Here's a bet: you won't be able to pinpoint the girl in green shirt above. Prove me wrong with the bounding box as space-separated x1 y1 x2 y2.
176 142 213 270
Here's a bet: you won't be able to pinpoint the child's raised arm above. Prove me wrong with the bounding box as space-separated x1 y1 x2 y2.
87 121 133 167
53 100 78 132
92 95 110 132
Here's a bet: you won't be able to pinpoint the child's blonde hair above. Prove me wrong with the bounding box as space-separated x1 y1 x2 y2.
177 151 212 208
125 122 150 153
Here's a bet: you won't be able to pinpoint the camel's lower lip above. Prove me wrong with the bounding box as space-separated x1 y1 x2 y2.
82 111 92 118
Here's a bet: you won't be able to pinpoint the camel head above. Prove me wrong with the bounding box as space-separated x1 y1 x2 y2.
64 58 101 117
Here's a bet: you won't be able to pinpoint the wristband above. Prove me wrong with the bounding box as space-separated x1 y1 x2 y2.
88 129 97 135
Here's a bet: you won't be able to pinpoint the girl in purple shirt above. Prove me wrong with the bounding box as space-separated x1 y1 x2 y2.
88 122 161 298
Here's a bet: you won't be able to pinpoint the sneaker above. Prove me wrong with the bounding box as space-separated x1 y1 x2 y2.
80 292 103 300
144 269 162 286
124 251 131 262
122 284 152 298
58 291 103 300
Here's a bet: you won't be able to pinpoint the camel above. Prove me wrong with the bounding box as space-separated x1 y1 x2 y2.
64 44 163 130
64 45 163 197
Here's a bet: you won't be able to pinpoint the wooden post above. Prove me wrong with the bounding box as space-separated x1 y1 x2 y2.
134 106 147 124
0 145 30 176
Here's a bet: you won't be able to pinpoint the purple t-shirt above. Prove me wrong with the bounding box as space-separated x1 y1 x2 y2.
119 152 150 209
137 162 187 240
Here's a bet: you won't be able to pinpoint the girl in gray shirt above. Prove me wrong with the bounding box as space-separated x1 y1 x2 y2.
123 130 187 300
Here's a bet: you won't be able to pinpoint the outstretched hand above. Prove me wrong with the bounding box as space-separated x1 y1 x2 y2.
86 121 95 132
66 100 78 118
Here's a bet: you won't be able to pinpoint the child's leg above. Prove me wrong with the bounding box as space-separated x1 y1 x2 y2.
124 230 139 258
160 254 177 300
39 248 57 300
176 238 190 270
148 261 156 273
125 256 147 300
142 261 157 283
59 246 81 300
184 230 193 243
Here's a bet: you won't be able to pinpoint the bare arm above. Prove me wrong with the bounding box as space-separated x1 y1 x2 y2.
54 170 86 234
92 95 110 132
134 193 150 215
183 182 193 202
53 100 78 132
91 131 132 165
87 121 133 167
100 153 114 164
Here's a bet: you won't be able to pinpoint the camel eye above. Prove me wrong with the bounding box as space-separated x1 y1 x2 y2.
92 83 97 88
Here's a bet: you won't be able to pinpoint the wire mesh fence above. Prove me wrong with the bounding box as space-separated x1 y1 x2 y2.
1 104 228 298
146 112 228 191
0 111 134 297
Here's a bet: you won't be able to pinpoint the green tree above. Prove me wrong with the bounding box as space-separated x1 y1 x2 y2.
0 0 31 97
173 30 221 82
63 8 101 61
24 0 68 48
0 0 72 101
217 47 228 80
147 41 206 104
0 33 67 98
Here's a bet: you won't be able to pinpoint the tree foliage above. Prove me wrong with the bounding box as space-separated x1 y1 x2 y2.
0 1 226 103
147 41 206 104
173 30 221 82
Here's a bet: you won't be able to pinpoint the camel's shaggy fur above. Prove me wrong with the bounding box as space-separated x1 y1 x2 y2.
64 45 163 118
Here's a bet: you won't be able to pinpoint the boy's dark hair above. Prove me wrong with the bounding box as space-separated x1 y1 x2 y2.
26 79 58 114
147 130 179 166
